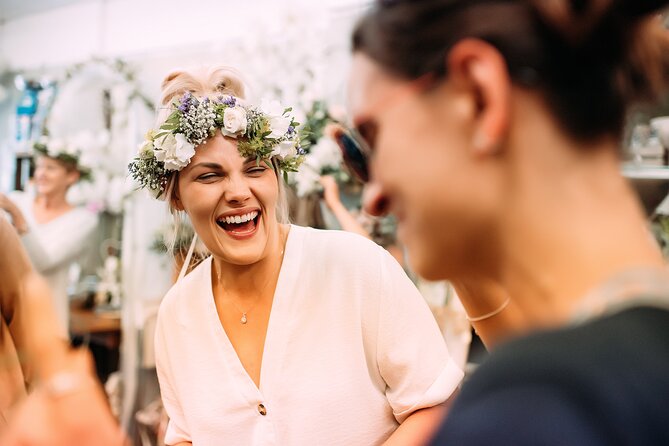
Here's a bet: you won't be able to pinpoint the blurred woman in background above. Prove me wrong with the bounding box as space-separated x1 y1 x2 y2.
1 139 98 332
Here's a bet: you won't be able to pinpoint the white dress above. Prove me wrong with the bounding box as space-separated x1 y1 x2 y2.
155 225 463 446
9 191 98 331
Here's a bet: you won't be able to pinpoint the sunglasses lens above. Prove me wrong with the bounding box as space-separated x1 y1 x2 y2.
334 130 369 183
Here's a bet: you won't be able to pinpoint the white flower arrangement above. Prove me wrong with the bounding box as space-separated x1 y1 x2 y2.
128 93 305 198
294 137 343 197
153 133 196 171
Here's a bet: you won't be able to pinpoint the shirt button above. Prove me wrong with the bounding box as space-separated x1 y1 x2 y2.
257 403 267 416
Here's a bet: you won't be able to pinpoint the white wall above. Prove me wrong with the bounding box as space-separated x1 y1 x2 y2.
0 0 368 70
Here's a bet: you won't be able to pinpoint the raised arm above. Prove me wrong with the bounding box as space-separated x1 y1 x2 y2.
21 211 98 274
319 175 373 239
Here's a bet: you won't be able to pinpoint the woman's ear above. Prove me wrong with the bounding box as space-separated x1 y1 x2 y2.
66 170 80 187
166 174 185 211
171 194 184 212
171 187 184 212
446 38 512 156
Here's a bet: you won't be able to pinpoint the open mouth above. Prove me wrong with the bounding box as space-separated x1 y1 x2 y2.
216 210 261 238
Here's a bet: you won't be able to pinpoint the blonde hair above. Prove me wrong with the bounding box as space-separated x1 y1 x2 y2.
158 65 247 123
159 65 290 266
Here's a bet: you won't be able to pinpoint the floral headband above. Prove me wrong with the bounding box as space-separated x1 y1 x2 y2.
33 137 93 182
128 92 305 198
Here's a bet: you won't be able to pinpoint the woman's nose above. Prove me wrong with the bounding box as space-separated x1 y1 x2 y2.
362 182 390 217
224 175 252 204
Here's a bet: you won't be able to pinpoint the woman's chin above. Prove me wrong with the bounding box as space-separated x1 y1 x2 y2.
216 248 267 266
213 234 269 267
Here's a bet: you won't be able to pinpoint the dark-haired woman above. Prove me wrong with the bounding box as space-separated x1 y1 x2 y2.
344 0 669 444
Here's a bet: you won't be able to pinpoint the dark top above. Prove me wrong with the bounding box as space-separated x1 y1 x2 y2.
431 306 669 445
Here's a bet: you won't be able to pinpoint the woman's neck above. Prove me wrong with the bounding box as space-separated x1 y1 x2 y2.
212 224 288 303
496 131 665 331
34 192 70 211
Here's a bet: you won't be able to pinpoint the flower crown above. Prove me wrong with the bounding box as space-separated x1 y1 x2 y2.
33 137 93 182
128 92 305 198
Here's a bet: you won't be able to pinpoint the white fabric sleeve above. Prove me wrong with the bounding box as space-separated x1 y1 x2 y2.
20 211 98 274
376 249 464 423
154 307 192 445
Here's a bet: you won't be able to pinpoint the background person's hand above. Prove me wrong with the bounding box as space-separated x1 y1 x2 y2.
319 175 342 209
2 350 127 446
0 193 28 235
0 274 126 446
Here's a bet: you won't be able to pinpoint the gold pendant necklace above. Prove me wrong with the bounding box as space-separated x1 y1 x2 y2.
216 244 286 325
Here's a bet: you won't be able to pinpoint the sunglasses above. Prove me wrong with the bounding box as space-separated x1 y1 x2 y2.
333 72 436 184
332 124 374 183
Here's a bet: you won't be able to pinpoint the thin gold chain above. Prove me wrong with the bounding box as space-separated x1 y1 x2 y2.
215 231 287 324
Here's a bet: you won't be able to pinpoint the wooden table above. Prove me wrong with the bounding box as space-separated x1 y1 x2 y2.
70 301 121 336
69 300 121 382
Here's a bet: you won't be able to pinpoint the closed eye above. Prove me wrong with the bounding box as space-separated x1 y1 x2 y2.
246 167 267 176
196 172 221 182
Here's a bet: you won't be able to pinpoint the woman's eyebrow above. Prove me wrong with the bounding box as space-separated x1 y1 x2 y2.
188 162 223 170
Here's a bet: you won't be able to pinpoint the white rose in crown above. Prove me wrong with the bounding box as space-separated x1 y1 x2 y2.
261 99 292 139
153 133 195 171
78 150 97 169
272 140 298 160
48 138 65 156
221 106 248 137
62 143 79 157
137 140 154 159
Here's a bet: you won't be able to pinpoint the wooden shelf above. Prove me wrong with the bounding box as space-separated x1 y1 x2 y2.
622 164 669 180
621 164 669 215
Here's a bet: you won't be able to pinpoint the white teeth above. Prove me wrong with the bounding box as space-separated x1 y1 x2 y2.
221 211 258 225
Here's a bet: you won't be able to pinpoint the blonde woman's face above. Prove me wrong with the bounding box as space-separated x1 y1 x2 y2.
176 134 280 265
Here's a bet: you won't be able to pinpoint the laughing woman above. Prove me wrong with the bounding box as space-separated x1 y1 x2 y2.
129 66 463 446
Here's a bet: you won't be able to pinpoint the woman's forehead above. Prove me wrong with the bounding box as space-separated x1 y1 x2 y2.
35 156 63 166
188 137 255 167
348 53 398 121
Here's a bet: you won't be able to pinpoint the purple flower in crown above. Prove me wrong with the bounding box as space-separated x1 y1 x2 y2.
178 92 194 112
297 145 306 156
287 125 296 136
222 95 237 107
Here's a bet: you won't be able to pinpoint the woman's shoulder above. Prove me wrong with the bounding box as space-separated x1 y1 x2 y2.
291 225 399 285
294 224 385 257
158 256 212 319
